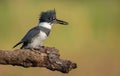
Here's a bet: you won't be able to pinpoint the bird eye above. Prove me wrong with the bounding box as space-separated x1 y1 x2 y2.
53 18 55 20
49 17 55 21
49 17 52 20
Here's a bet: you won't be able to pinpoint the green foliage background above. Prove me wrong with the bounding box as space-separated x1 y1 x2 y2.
0 0 120 76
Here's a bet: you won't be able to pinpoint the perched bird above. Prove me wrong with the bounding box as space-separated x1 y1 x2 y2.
13 9 68 50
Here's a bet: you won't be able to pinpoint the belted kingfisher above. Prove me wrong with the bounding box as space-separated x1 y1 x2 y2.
13 9 68 49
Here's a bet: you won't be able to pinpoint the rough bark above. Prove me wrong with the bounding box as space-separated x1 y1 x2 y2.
0 47 77 73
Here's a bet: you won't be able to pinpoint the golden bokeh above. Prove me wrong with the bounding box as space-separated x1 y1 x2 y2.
0 0 120 76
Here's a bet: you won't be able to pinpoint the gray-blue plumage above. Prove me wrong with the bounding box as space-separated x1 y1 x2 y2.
13 26 50 49
13 9 68 49
22 26 40 42
13 26 39 48
39 10 56 23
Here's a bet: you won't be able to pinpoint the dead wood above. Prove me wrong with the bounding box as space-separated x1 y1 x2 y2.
0 47 77 73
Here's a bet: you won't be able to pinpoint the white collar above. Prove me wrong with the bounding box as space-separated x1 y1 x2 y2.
38 22 52 29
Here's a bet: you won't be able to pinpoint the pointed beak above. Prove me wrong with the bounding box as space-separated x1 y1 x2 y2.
54 19 68 25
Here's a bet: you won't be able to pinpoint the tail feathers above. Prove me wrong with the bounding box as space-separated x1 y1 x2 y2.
13 42 22 48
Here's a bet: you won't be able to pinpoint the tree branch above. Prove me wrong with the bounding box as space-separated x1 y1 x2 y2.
0 47 77 73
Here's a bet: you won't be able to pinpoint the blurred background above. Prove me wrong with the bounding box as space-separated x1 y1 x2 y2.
0 0 120 76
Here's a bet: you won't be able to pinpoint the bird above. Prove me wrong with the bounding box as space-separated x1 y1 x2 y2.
13 9 68 50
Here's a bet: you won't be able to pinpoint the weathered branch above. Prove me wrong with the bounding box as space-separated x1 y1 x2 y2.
0 47 77 73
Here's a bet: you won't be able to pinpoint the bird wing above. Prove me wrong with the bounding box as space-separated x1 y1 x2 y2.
13 26 40 48
21 26 40 42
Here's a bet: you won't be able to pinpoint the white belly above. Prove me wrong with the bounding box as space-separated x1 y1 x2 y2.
29 31 47 48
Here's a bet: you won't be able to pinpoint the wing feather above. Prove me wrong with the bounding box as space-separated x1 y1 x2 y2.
21 26 40 42
13 26 40 48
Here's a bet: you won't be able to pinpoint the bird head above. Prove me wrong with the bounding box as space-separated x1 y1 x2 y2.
39 9 68 25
